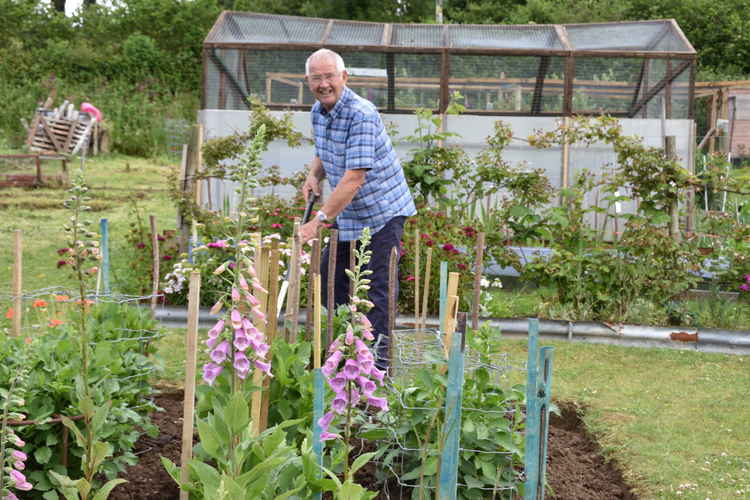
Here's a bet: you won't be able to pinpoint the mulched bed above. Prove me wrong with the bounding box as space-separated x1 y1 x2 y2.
111 392 637 499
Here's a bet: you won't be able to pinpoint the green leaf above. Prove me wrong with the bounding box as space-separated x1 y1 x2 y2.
196 419 223 460
35 446 53 464
357 428 390 440
43 490 60 500
188 460 221 496
60 416 85 449
160 457 182 486
79 396 95 419
88 440 113 478
476 423 489 441
91 401 110 435
349 451 376 478
224 391 250 435
75 478 91 499
46 433 60 446
92 479 127 500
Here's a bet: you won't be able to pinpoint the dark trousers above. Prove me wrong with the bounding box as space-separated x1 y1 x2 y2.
320 216 406 367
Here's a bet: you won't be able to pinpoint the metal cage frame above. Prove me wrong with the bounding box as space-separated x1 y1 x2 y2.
203 12 696 118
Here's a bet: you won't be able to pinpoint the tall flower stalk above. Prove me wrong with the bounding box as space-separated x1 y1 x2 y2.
0 339 33 500
317 228 388 483
50 170 125 499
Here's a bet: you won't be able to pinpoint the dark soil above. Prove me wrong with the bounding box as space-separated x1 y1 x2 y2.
111 393 637 499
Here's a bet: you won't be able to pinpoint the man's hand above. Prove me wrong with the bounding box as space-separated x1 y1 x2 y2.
302 157 324 202
299 218 323 245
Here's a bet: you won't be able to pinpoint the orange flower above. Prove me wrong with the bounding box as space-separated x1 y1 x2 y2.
75 299 95 306
54 295 70 302
48 318 64 327
4 308 13 319
33 299 48 308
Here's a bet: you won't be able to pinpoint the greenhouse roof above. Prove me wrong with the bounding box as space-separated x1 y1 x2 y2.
205 12 696 56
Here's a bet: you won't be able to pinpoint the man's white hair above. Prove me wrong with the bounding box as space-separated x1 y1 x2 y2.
305 49 346 76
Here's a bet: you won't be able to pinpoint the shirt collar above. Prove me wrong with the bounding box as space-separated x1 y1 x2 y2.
319 87 352 120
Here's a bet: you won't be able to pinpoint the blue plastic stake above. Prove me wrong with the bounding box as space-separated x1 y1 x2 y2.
439 261 448 333
99 218 110 295
312 368 324 500
535 346 555 499
439 312 466 500
524 318 540 500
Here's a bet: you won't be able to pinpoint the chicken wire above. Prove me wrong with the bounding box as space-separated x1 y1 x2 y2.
368 328 527 498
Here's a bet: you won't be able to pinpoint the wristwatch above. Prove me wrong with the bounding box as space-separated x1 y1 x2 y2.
316 211 329 223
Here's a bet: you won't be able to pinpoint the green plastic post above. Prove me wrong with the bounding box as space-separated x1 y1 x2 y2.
536 346 555 499
99 218 110 295
439 261 448 333
438 312 466 500
524 318 540 500
312 368 324 500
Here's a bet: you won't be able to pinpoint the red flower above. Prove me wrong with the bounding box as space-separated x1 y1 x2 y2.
4 308 13 319
33 300 48 308
57 248 70 255
463 226 476 238
442 243 455 252
457 263 467 270
48 318 64 327
271 223 283 229
162 255 172 261
405 275 415 282
136 242 146 249
57 260 67 268
157 235 166 242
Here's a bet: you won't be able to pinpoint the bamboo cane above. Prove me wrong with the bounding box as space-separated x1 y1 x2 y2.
150 215 160 311
285 221 301 343
259 241 280 433
326 230 338 346
472 233 486 330
314 273 322 369
251 245 270 436
12 230 22 337
443 272 460 360
179 271 201 500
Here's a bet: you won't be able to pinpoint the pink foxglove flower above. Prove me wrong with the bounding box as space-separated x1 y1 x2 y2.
320 431 341 441
203 363 222 385
239 273 249 291
233 333 250 352
206 336 219 349
234 352 251 379
208 319 225 338
328 374 346 393
345 327 354 346
209 300 223 315
13 461 24 470
367 396 389 412
331 395 348 414
11 450 26 461
230 309 242 329
231 287 240 302
357 376 376 397
210 341 230 364
318 411 335 432
343 359 360 380
255 359 273 377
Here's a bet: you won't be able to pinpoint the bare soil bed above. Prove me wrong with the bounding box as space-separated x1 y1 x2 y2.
110 392 637 499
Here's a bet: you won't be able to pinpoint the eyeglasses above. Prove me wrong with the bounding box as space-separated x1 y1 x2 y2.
308 72 341 84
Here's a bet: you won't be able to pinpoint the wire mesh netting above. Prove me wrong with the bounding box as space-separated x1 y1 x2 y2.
370 328 527 498
0 155 68 188
203 13 695 117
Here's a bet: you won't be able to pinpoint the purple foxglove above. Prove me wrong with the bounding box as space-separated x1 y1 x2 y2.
12 437 24 447
326 350 343 366
251 306 266 322
321 361 337 378
209 300 223 315
234 352 251 379
345 326 354 345
5 491 19 500
13 461 24 470
370 367 385 383
233 333 250 352
15 482 32 492
354 338 367 351
213 263 227 275
208 319 225 338
231 309 242 329
231 287 240 302
252 278 268 294
328 374 347 393
11 450 27 461
328 338 341 353
349 388 361 407
245 292 260 306
320 431 341 441
9 470 26 485
210 341 230 364
362 329 374 341
357 376 376 396
254 342 270 359
358 357 374 373
360 314 372 329
203 363 223 386
318 411 335 432
239 273 249 291
367 396 389 412
343 359 360 380
205 336 219 349
255 359 273 377
331 395 348 414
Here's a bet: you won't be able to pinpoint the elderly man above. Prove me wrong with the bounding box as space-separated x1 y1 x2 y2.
299 48 416 368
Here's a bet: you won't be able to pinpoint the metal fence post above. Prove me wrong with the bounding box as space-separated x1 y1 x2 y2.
438 312 467 500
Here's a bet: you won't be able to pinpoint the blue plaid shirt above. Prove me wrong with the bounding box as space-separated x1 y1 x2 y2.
312 87 416 241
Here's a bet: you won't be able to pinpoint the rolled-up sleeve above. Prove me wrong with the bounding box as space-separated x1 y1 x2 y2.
345 117 376 171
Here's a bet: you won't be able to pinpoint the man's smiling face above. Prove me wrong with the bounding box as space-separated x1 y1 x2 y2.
306 55 348 111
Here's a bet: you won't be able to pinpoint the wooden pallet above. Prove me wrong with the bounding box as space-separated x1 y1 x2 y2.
27 112 94 156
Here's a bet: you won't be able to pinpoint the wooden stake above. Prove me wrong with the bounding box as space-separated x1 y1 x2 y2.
306 230 321 335
326 230 338 346
179 271 201 500
259 242 279 433
561 116 570 207
414 228 420 330
472 233 486 330
420 247 433 330
314 273 322 369
150 215 159 312
252 246 270 435
11 230 22 337
349 242 356 299
285 221 301 343
443 272 460 359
